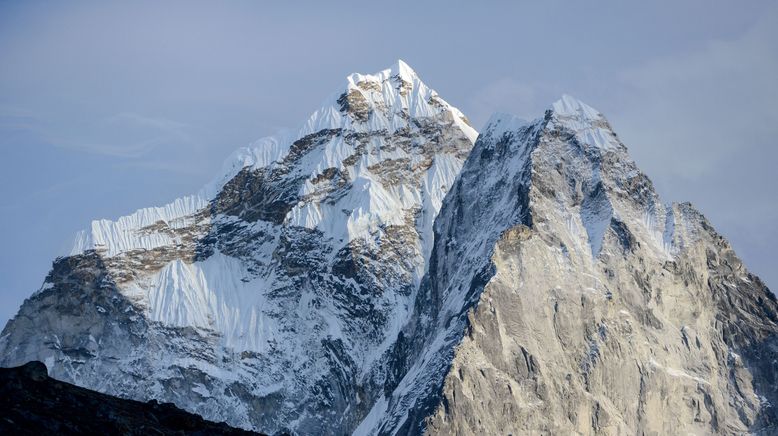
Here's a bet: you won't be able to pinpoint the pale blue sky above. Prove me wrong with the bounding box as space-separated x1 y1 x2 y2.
1 1 776 325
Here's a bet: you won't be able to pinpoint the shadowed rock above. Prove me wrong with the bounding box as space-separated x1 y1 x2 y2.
0 361 262 435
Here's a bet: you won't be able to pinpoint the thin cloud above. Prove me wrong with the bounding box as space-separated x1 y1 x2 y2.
113 158 210 175
468 78 539 127
107 112 191 139
48 112 194 159
615 4 778 179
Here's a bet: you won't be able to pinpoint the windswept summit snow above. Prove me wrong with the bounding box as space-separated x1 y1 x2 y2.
3 68 778 436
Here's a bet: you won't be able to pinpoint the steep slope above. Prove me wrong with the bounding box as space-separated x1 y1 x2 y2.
0 60 476 434
362 97 778 435
0 361 259 435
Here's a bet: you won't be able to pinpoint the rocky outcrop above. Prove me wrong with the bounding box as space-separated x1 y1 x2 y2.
365 99 778 435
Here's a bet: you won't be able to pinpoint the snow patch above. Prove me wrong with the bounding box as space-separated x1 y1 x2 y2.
143 251 278 352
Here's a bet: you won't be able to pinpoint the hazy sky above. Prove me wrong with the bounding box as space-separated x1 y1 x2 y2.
1 1 776 325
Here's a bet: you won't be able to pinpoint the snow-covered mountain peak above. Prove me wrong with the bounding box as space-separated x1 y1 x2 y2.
551 94 602 121
480 112 531 140
461 98 668 263
37 60 483 434
391 58 417 81
6 68 778 436
70 61 477 259
346 59 418 86
547 94 622 152
226 60 475 178
364 95 778 436
336 60 475 138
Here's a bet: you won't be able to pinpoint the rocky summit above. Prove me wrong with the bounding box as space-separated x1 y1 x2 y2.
1 62 776 435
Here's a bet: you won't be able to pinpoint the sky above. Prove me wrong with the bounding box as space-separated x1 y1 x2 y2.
0 0 776 326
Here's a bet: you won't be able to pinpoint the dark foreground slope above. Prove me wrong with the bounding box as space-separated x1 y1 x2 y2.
0 361 260 436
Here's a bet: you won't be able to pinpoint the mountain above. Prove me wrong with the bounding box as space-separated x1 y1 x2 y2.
2 62 777 435
0 361 259 435
0 60 477 434
360 97 778 435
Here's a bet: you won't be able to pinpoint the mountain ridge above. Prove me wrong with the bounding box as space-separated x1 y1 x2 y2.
69 59 475 259
2 61 777 435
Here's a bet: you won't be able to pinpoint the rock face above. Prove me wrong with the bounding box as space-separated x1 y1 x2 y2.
0 361 259 435
2 63 777 435
364 99 778 435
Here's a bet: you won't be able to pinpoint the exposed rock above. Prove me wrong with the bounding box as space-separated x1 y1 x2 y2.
369 99 778 435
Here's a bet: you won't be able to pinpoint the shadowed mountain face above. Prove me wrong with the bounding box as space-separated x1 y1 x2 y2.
1 63 777 435
0 361 260 435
